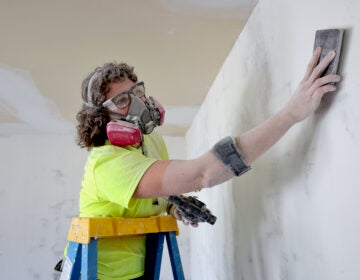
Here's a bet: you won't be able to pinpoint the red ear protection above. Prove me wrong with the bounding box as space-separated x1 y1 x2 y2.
106 120 142 147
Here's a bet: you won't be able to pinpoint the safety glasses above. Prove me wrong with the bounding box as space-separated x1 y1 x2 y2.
103 81 145 110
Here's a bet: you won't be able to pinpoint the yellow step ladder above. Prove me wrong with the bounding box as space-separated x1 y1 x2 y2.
60 216 184 280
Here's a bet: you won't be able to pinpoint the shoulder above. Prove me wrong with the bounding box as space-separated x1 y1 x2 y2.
88 141 144 165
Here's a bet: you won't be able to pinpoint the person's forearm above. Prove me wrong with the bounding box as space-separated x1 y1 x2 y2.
235 108 297 165
136 151 234 197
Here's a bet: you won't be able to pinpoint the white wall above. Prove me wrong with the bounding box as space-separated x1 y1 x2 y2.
0 66 87 279
186 0 360 279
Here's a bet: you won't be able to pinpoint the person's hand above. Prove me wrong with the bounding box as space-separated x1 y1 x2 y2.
169 204 199 228
283 47 341 123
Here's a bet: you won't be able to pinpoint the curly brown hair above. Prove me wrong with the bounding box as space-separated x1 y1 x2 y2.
76 62 138 149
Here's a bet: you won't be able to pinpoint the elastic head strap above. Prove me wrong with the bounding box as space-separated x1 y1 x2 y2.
85 71 101 108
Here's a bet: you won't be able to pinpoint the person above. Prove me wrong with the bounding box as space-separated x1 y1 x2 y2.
73 47 340 279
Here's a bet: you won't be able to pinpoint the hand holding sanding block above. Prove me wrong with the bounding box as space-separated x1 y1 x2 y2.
313 29 344 77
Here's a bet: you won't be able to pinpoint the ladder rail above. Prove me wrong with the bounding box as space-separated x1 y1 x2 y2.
166 231 185 280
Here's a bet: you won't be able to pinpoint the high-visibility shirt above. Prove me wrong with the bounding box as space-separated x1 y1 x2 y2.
79 131 169 280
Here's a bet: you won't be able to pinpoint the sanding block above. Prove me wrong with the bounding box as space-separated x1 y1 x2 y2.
313 28 344 76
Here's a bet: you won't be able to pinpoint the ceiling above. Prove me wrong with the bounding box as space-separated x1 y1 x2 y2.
0 0 256 136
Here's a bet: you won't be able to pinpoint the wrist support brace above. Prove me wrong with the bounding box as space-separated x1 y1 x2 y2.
212 136 251 176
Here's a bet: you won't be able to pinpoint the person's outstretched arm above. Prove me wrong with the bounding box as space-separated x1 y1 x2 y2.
134 47 341 198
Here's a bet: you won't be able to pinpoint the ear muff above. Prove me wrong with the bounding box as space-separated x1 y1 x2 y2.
106 120 142 146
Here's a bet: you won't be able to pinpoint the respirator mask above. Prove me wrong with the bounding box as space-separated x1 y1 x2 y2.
102 81 165 146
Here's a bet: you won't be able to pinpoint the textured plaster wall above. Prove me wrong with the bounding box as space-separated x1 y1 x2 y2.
186 0 360 279
0 66 86 279
0 66 190 279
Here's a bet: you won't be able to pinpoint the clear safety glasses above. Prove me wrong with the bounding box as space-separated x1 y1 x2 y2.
103 81 145 110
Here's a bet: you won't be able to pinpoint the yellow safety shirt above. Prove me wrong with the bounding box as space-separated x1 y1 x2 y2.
79 131 169 280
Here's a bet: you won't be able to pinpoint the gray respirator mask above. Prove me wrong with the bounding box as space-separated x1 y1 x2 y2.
124 96 165 134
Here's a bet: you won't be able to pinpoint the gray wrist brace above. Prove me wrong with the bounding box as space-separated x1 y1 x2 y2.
212 136 251 176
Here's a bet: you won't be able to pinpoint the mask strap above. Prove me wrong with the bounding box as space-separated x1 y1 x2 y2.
85 71 101 108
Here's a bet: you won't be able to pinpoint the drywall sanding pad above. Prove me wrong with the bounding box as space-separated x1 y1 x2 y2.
313 29 344 76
